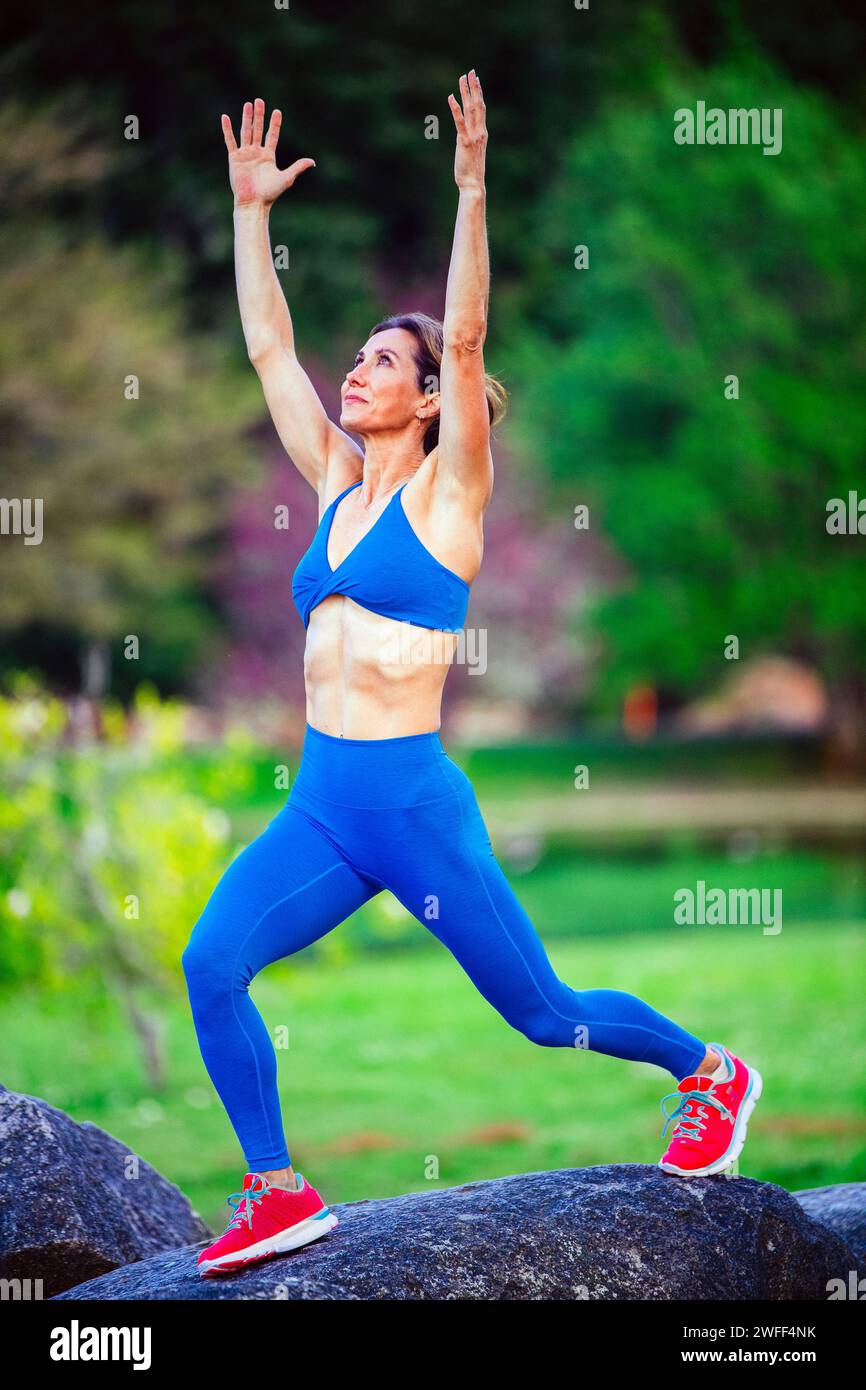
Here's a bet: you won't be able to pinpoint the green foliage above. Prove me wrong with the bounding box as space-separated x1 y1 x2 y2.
0 676 419 1038
507 47 866 712
0 676 260 1080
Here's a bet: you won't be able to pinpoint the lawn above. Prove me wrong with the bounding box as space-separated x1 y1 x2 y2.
4 917 864 1233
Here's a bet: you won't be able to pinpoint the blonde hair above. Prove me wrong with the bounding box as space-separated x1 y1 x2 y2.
369 311 508 456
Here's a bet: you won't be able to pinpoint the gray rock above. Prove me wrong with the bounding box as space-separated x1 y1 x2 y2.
794 1182 866 1267
54 1164 857 1301
0 1086 210 1298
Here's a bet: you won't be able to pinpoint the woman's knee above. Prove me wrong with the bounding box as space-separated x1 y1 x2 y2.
181 933 242 1008
501 968 595 1047
507 994 575 1048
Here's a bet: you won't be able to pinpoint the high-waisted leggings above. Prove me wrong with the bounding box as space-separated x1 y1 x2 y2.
182 724 707 1170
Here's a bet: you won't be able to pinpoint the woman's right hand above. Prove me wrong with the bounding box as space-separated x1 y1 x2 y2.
222 99 315 209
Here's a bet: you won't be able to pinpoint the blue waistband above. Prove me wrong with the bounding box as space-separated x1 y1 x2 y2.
291 722 452 809
302 722 442 749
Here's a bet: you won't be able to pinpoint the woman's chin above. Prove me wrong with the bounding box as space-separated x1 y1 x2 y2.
341 408 368 431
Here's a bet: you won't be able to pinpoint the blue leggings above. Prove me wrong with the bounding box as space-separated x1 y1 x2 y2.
182 724 707 1170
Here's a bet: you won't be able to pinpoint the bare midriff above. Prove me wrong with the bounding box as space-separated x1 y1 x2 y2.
303 594 459 739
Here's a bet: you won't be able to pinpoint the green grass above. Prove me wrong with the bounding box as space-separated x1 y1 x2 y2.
4 919 864 1232
344 847 866 948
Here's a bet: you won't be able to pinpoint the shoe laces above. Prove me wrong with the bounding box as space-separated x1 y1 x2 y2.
224 1174 271 1231
659 1084 734 1144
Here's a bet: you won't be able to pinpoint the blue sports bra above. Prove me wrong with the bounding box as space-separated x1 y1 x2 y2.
292 480 470 632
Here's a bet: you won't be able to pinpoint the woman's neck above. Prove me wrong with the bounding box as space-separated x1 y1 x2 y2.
357 429 425 506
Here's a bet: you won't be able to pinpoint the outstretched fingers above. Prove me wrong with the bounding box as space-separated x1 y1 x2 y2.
222 98 315 197
231 99 282 152
462 70 486 134
468 69 485 109
239 100 253 146
221 114 238 153
265 107 282 151
449 69 485 134
251 97 265 146
448 92 467 136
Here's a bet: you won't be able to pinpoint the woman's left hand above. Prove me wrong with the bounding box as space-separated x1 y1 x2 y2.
448 71 487 192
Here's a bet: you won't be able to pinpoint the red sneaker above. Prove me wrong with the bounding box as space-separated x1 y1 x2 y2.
658 1043 763 1177
198 1172 338 1277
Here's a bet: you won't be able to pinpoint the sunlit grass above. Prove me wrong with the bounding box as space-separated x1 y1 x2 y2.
4 920 863 1232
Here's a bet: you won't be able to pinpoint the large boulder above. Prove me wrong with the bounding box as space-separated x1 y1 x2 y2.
794 1182 866 1268
54 1164 857 1301
0 1085 210 1298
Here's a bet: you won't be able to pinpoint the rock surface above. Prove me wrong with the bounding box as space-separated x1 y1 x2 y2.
0 1085 210 1298
794 1182 866 1267
54 1164 857 1301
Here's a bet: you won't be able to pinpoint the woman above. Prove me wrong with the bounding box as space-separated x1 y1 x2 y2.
184 73 762 1278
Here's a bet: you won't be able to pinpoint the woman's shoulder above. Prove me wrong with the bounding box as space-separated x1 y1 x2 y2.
318 448 364 517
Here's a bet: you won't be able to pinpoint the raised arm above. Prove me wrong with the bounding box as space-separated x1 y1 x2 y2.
437 71 494 505
223 99 361 493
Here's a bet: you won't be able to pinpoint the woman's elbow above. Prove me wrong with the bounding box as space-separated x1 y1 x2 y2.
246 334 282 369
443 327 486 354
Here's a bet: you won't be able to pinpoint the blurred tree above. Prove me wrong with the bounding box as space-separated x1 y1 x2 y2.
2 0 857 344
0 2 863 728
507 42 866 754
0 103 261 692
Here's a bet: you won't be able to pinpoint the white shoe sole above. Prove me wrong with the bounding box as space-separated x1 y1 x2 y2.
659 1065 763 1178
199 1208 339 1277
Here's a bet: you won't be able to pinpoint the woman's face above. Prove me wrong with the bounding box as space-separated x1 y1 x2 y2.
340 328 435 436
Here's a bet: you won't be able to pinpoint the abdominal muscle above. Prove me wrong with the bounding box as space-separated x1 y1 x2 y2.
303 594 459 739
